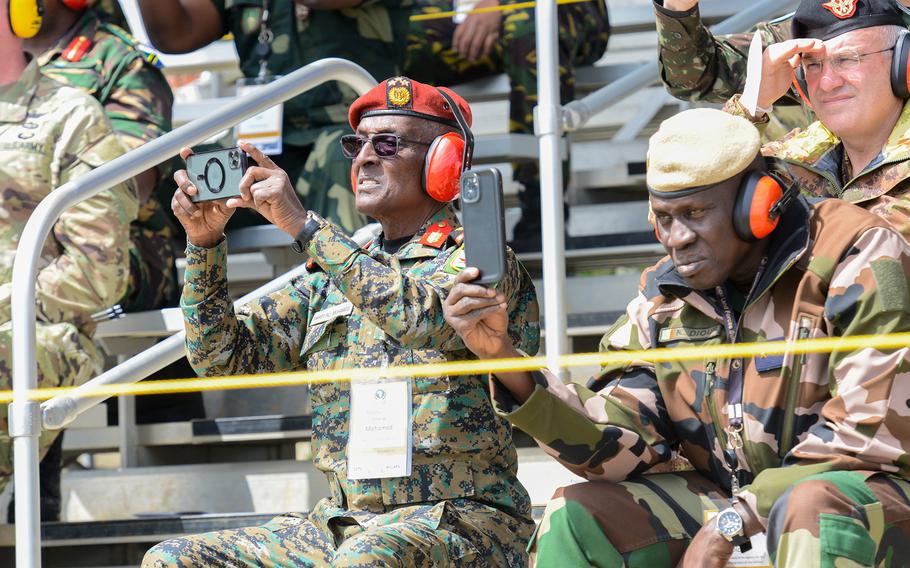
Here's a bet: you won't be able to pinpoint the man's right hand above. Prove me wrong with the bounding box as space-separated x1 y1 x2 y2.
444 268 516 359
662 0 698 11
172 147 235 248
757 38 825 109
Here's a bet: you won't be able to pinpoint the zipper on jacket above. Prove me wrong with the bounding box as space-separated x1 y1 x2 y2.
779 316 811 457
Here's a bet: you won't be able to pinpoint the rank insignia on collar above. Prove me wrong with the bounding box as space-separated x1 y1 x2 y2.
822 0 857 19
386 77 413 109
443 246 466 275
63 36 92 62
418 220 452 248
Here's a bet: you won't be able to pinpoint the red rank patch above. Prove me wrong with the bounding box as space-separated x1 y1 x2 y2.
821 0 857 19
63 36 92 62
419 220 452 248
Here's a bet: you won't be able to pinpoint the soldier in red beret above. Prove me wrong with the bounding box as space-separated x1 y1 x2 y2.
142 77 541 567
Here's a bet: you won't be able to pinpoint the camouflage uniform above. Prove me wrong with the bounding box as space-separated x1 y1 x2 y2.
404 0 610 244
142 205 540 567
0 59 137 492
494 197 910 565
214 0 412 233
37 8 178 312
725 94 910 240
654 3 811 140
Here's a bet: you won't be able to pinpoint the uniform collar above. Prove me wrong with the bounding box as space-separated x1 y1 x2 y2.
371 205 462 260
0 56 41 124
37 9 98 67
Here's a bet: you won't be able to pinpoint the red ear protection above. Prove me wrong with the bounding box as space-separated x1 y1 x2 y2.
792 67 813 110
62 0 88 9
891 30 910 99
422 132 466 202
733 171 785 242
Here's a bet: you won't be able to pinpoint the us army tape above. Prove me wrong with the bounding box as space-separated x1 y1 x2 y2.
408 0 595 22
1 332 908 403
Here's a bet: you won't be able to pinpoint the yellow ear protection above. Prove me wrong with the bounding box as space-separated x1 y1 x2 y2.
8 0 44 38
794 30 910 102
422 89 474 202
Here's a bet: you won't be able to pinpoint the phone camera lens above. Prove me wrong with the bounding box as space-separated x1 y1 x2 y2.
229 150 240 169
462 175 480 202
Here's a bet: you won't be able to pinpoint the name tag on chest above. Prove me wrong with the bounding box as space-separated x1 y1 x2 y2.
311 301 354 326
347 379 413 480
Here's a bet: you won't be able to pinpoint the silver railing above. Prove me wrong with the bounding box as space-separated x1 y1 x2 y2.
10 58 377 568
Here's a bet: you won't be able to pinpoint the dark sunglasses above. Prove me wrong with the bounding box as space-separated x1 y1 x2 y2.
340 133 431 159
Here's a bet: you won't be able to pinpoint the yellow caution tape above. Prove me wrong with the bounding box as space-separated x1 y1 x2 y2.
408 0 595 22
3 332 908 403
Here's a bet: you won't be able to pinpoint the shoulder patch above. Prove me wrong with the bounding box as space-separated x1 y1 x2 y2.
443 245 466 275
419 220 453 248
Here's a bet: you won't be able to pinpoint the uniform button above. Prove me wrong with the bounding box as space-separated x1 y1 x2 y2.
732 360 741 369
673 32 682 39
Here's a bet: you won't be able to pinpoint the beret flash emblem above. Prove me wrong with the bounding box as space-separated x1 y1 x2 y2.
386 77 413 109
821 0 857 19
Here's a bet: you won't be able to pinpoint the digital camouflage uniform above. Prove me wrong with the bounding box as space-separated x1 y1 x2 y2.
404 0 609 243
214 0 412 233
142 205 540 567
37 8 178 312
654 3 812 140
494 197 910 566
726 94 910 240
0 59 137 491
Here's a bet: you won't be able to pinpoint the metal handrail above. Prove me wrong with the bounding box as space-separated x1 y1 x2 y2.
562 0 798 131
10 58 376 568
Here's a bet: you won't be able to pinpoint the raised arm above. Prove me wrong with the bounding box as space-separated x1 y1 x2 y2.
136 0 224 54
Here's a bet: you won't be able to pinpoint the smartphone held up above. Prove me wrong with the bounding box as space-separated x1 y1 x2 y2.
460 167 507 285
186 147 251 203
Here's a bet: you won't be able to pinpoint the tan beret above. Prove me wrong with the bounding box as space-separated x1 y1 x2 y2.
646 108 761 195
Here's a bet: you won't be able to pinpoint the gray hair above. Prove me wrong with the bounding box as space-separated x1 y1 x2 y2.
881 25 906 50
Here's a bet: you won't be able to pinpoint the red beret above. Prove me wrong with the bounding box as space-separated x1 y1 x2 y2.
348 76 473 131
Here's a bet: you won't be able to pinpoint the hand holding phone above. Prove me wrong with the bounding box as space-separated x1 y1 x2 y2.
460 167 507 285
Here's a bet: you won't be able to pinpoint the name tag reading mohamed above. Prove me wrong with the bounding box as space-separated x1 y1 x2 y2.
311 302 353 326
347 378 413 480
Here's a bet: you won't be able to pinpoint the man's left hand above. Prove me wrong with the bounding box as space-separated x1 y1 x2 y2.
453 0 501 61
677 520 735 568
230 142 310 237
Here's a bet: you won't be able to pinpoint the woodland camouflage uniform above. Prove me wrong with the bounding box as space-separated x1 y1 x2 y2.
0 59 136 491
213 0 413 233
404 0 609 245
37 7 177 311
497 196 910 566
142 205 540 567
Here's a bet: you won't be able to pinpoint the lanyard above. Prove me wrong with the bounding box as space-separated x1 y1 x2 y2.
713 256 767 494
256 1 273 79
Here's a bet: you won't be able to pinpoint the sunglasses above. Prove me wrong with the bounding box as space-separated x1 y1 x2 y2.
340 133 431 159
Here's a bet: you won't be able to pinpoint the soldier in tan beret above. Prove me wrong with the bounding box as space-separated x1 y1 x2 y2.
443 108 910 567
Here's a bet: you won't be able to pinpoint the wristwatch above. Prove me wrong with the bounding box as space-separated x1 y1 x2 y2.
715 507 752 552
291 211 325 254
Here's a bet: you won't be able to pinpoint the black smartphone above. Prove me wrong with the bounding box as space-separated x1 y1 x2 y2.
186 147 250 203
460 167 507 285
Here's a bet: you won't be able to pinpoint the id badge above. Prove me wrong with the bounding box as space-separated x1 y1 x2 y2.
347 370 413 480
235 76 284 155
704 510 771 568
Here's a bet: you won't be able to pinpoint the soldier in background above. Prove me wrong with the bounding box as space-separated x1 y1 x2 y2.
0 0 136 519
443 108 910 567
23 0 178 313
138 0 414 234
142 77 539 567
405 0 610 251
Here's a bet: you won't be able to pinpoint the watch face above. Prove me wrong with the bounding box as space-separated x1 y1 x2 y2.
717 509 744 537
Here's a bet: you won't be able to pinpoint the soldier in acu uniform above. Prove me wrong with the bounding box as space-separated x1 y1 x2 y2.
138 0 414 234
444 108 910 567
0 0 136 506
142 77 539 567
23 0 178 313
405 0 610 251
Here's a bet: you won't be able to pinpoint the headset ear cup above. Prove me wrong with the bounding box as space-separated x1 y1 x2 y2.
423 132 464 202
891 30 910 99
61 0 88 10
9 0 43 38
734 172 784 242
350 168 357 193
792 67 812 109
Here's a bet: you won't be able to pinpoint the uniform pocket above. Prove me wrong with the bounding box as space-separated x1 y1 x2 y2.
381 461 475 506
819 513 875 568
